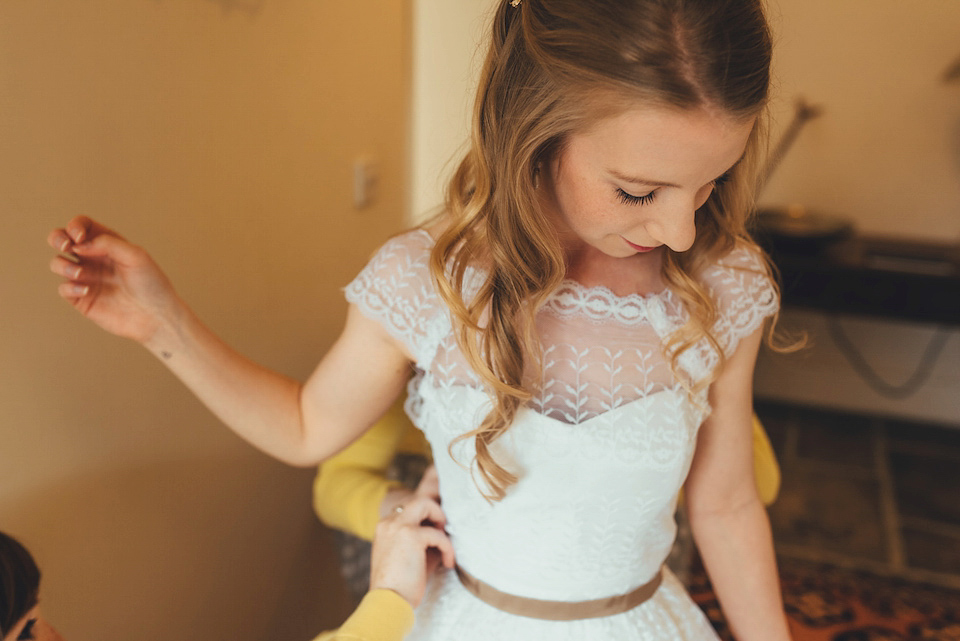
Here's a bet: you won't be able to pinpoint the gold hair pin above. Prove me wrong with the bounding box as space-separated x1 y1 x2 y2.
510 0 521 6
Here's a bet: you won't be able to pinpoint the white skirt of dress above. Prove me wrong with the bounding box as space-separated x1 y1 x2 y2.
406 566 721 641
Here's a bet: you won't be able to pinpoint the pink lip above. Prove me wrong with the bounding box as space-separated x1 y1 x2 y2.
623 238 656 252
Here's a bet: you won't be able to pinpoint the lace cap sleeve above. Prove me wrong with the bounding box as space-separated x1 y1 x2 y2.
700 244 779 357
344 230 441 364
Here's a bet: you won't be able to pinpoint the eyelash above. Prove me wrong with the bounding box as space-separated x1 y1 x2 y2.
712 171 732 189
616 188 656 206
615 171 732 207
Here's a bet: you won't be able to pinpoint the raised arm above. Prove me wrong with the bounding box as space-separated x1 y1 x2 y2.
47 216 412 466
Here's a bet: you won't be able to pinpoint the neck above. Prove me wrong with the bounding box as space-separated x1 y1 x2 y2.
564 245 666 297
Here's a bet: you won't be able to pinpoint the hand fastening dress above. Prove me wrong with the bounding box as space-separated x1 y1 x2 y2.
345 230 778 641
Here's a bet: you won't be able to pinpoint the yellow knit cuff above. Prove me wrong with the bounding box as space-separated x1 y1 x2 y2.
337 589 415 641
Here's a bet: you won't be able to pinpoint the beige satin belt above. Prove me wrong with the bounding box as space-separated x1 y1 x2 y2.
454 565 663 621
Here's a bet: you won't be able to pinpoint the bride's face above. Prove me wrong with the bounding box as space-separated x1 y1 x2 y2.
542 105 755 258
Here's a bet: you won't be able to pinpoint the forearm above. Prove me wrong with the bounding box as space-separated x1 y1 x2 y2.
145 296 312 465
143 296 412 468
689 498 791 641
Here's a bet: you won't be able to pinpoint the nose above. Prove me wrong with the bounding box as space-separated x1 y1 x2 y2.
646 200 697 253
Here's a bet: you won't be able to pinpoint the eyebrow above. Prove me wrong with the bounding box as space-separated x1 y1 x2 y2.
608 170 679 188
608 157 745 189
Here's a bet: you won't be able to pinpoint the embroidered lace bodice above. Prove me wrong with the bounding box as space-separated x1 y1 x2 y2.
345 229 778 640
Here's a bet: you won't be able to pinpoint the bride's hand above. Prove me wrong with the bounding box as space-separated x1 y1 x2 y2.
47 216 180 345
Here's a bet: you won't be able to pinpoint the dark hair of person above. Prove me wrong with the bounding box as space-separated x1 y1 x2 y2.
0 532 41 637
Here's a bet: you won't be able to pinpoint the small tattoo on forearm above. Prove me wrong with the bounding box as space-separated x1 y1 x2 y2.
161 351 173 360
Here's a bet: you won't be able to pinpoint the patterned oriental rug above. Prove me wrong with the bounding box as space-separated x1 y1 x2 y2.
688 557 960 641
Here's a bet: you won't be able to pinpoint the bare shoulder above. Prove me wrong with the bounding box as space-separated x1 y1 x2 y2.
422 218 448 241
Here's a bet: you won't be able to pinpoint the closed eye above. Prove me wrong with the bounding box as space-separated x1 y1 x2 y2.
616 187 656 206
712 171 732 189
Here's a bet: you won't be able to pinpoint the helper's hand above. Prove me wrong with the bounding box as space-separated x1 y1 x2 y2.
47 216 179 345
414 465 440 503
379 464 441 520
369 495 454 609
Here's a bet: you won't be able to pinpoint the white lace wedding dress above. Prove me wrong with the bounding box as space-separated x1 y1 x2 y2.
345 230 778 640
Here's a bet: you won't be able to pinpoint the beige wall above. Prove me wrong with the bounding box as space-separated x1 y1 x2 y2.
408 0 495 222
0 1 408 639
760 0 960 241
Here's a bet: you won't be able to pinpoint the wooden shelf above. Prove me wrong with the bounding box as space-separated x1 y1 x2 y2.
757 234 960 325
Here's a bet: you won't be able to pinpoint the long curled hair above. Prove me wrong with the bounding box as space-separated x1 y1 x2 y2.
431 0 776 500
0 532 40 637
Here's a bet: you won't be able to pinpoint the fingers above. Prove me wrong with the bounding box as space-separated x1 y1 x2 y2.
65 215 120 244
47 216 125 255
379 487 414 520
49 225 146 271
47 228 75 254
47 216 96 252
48 218 129 309
65 215 95 244
49 254 84 281
393 495 447 530
57 281 90 300
70 231 145 265
419 526 456 569
415 465 441 502
50 254 92 301
421 464 438 485
375 510 455 568
382 496 454 568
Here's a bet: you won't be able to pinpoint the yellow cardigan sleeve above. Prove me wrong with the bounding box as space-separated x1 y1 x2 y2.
751 413 781 506
312 589 415 641
313 395 431 541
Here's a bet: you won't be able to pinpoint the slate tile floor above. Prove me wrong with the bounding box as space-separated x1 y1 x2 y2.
756 401 960 590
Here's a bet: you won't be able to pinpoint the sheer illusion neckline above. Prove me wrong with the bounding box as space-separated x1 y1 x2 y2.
410 229 678 324
542 279 677 326
423 381 693 432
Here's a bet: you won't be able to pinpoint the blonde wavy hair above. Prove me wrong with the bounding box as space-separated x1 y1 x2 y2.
430 0 778 500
